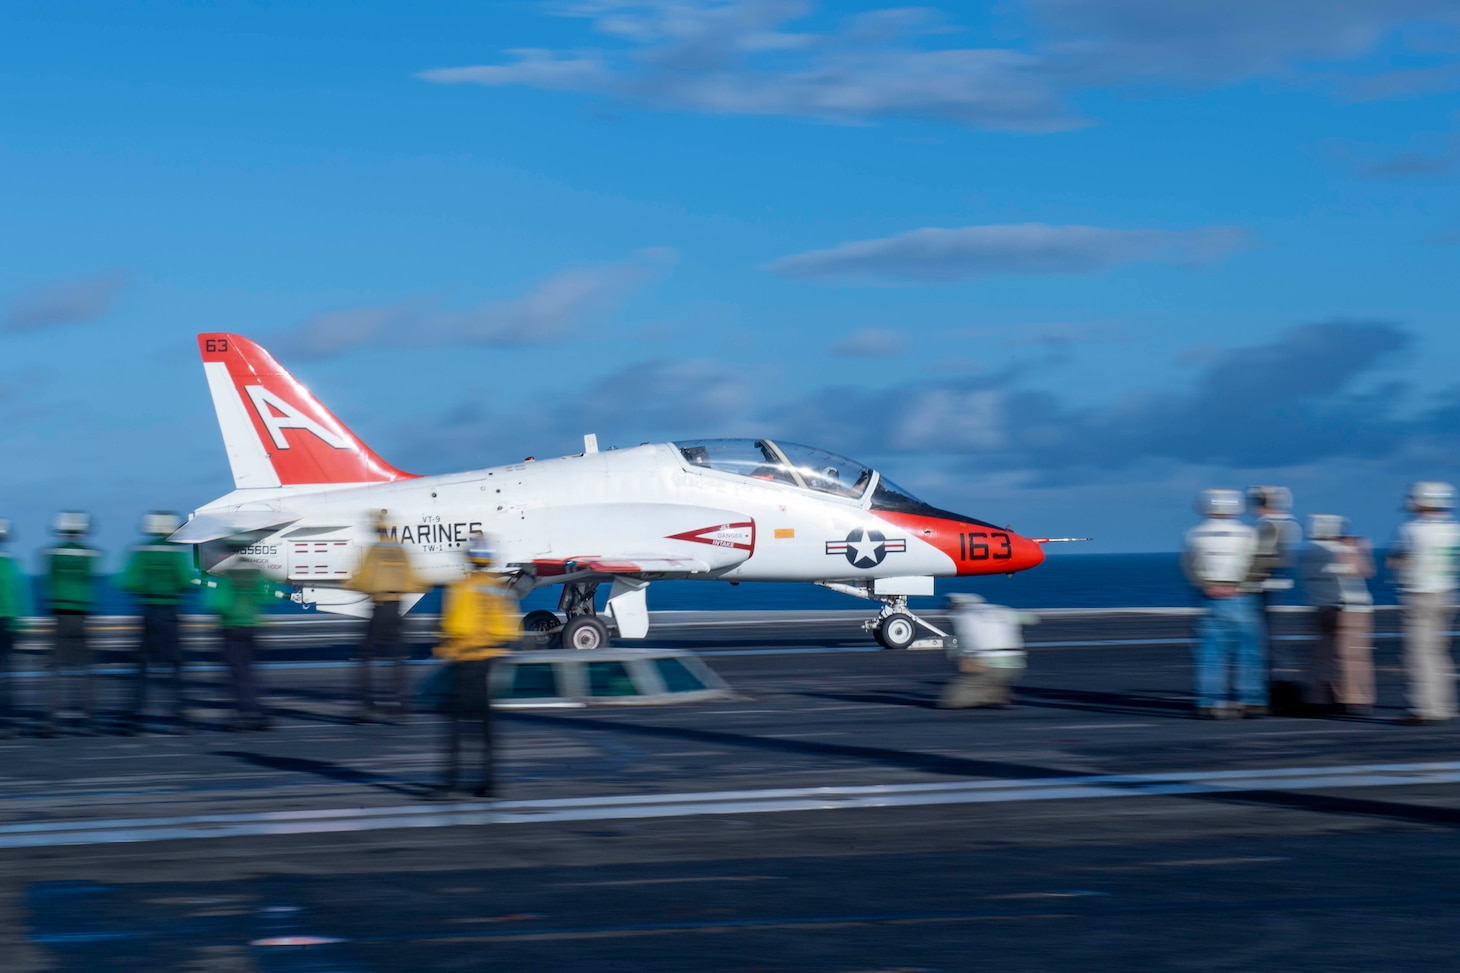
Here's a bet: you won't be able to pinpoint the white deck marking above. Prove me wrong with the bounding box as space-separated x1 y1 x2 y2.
2 759 1459 849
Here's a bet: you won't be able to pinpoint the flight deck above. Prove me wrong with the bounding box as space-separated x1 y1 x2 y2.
1 609 1457 971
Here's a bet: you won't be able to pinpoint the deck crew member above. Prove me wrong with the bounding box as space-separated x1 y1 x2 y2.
118 512 196 733
1301 515 1374 715
431 539 519 798
1182 490 1262 718
939 594 1029 709
347 510 427 722
205 537 284 731
0 520 31 736
1387 482 1460 725
1247 485 1302 712
41 512 101 735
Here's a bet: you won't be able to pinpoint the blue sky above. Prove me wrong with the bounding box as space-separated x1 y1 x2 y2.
3 0 1460 560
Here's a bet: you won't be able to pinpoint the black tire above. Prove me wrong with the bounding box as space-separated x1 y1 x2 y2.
561 615 610 651
521 609 563 649
877 612 917 650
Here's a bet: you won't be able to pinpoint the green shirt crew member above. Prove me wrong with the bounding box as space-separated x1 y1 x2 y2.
41 511 101 735
119 512 196 732
205 560 285 730
0 519 32 733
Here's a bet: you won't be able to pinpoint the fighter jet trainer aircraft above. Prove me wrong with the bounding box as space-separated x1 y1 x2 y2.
177 333 1052 649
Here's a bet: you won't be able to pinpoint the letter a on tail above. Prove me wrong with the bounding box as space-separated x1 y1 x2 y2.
198 333 417 488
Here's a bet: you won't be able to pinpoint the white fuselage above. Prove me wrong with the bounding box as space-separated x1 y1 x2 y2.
196 443 960 591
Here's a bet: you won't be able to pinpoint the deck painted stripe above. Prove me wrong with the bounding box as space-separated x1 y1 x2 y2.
2 760 1459 849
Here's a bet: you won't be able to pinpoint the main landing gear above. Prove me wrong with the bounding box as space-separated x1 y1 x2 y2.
866 596 948 651
522 581 612 650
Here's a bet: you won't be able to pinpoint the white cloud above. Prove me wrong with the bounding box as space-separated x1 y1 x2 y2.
417 1 1460 131
1032 0 1460 87
419 1 1076 131
771 224 1251 282
281 250 674 360
831 327 905 357
3 272 126 333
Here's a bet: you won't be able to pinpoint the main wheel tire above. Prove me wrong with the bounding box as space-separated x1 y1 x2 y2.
561 615 610 651
877 612 918 651
521 609 563 649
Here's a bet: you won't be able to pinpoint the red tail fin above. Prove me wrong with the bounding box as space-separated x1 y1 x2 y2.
199 333 417 488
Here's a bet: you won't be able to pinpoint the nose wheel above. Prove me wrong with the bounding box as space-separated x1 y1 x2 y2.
874 612 918 650
865 595 948 650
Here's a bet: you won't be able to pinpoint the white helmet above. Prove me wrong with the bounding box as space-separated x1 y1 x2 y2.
53 511 91 536
141 511 182 537
1308 513 1347 541
1247 485 1292 513
1407 481 1456 513
946 592 986 608
1196 489 1244 518
466 538 497 567
0 519 10 543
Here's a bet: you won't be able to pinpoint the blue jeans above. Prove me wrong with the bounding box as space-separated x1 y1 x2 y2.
1194 594 1266 708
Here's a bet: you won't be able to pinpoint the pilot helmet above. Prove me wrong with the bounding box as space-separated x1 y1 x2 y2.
141 511 182 538
0 519 10 544
1196 489 1244 518
1247 485 1292 513
53 511 91 537
1308 514 1347 541
1407 481 1456 513
466 538 497 567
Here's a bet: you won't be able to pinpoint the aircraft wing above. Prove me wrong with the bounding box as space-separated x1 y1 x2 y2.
525 555 717 578
517 504 755 583
168 510 299 544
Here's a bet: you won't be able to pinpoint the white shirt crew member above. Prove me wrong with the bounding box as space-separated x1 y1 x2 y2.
1183 519 1258 592
1391 517 1460 595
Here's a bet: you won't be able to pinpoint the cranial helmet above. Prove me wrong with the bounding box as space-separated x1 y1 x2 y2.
466 538 497 567
1308 513 1347 541
0 519 10 544
1407 481 1456 512
53 511 91 536
1196 489 1244 518
1247 485 1292 513
142 512 182 537
946 593 986 608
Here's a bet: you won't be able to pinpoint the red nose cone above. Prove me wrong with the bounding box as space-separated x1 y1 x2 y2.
1009 532 1046 573
875 511 1046 576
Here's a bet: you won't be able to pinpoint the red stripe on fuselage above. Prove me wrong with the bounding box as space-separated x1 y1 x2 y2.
874 511 1045 576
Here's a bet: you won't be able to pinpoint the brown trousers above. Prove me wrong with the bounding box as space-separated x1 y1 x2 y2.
1308 607 1374 709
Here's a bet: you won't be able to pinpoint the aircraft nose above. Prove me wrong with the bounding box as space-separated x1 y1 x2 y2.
946 523 1045 576
1008 532 1046 572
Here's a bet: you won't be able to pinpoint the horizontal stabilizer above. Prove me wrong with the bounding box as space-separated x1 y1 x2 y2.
169 511 299 544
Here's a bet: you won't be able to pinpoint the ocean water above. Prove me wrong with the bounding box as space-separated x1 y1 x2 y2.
51 552 1403 616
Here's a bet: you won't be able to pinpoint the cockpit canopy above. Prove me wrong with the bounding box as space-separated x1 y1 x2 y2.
674 438 994 525
676 439 873 499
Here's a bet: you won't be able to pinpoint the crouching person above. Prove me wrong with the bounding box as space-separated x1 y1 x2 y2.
940 593 1030 709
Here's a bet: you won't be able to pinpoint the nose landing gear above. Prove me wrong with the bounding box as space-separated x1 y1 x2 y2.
866 595 949 651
